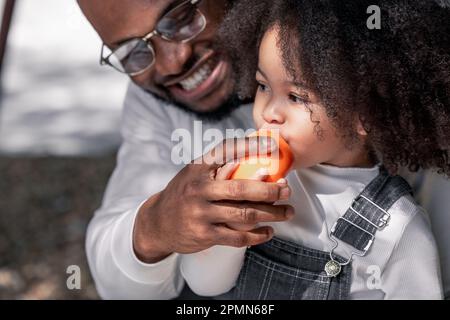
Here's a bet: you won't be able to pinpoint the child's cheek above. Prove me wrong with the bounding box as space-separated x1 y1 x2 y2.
288 140 316 169
254 116 265 130
252 105 266 129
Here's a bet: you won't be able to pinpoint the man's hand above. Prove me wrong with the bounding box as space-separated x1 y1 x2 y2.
133 136 294 263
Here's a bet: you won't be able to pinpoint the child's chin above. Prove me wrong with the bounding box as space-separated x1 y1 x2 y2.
294 160 317 170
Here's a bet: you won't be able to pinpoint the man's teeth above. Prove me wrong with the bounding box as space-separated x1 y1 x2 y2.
179 64 213 91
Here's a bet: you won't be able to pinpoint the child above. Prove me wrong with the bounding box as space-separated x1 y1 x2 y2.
180 0 449 299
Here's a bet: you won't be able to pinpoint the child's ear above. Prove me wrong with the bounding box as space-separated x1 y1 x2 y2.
356 117 368 136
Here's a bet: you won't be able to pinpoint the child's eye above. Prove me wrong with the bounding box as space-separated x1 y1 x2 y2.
289 93 307 104
257 82 269 93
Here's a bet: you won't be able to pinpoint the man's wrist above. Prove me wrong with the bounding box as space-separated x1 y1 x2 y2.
132 193 173 264
133 246 172 264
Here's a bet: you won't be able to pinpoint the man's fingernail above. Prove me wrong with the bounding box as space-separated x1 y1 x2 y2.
277 178 287 185
279 186 290 200
285 207 295 219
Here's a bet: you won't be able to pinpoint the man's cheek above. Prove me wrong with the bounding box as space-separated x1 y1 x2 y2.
131 67 161 89
132 76 168 99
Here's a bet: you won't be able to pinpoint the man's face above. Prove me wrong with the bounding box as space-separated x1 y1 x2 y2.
78 0 235 114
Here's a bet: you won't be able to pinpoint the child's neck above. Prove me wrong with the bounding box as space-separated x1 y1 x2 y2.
322 145 376 169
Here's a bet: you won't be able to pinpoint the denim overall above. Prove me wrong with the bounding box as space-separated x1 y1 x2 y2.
229 167 412 300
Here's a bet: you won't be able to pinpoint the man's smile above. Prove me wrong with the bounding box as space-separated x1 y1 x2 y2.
166 50 230 103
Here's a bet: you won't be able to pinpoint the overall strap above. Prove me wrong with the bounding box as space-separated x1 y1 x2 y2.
331 166 413 254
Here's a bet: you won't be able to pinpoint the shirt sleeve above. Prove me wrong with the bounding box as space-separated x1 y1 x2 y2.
86 82 185 299
180 246 246 296
381 210 444 299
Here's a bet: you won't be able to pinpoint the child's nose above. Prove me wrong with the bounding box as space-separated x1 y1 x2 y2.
262 102 285 125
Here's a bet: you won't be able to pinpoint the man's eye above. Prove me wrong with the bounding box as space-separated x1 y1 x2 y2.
158 7 196 36
175 8 196 25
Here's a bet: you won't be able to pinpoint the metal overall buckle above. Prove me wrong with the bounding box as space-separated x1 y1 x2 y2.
324 195 391 277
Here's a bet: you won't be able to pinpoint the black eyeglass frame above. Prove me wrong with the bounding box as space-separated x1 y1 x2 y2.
100 0 205 76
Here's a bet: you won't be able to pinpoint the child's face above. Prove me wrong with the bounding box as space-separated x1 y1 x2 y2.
253 26 369 169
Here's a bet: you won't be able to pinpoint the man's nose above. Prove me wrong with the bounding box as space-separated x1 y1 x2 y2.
262 101 285 125
152 39 193 77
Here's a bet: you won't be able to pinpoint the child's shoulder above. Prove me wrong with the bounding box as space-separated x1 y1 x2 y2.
371 193 436 264
362 193 434 267
390 193 436 246
386 192 433 240
389 192 431 226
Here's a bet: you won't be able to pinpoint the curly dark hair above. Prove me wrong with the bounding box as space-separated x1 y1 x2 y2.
218 0 450 175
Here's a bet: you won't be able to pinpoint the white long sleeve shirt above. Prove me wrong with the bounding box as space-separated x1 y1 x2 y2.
181 165 443 299
86 82 254 299
86 82 450 299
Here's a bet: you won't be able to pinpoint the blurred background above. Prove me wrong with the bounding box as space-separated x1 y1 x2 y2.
0 0 128 299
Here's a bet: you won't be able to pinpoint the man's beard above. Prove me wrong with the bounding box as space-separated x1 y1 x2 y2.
147 89 252 123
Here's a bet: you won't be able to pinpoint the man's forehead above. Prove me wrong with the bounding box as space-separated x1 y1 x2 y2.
78 0 176 45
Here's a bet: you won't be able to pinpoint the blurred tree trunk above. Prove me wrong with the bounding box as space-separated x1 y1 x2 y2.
0 0 16 77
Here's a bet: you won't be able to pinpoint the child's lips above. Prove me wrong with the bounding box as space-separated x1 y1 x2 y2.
258 127 290 146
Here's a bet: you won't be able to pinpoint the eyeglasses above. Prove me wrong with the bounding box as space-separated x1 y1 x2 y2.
100 0 206 76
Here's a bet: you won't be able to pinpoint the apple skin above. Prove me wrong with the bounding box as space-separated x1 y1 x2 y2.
230 130 294 182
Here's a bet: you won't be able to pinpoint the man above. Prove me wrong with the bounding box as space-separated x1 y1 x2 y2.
79 0 293 299
78 0 449 299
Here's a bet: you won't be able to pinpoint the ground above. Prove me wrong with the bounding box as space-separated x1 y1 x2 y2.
0 0 125 299
0 154 117 299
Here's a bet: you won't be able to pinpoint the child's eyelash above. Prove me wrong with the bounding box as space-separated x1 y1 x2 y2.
289 93 308 104
257 82 268 92
256 81 309 104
